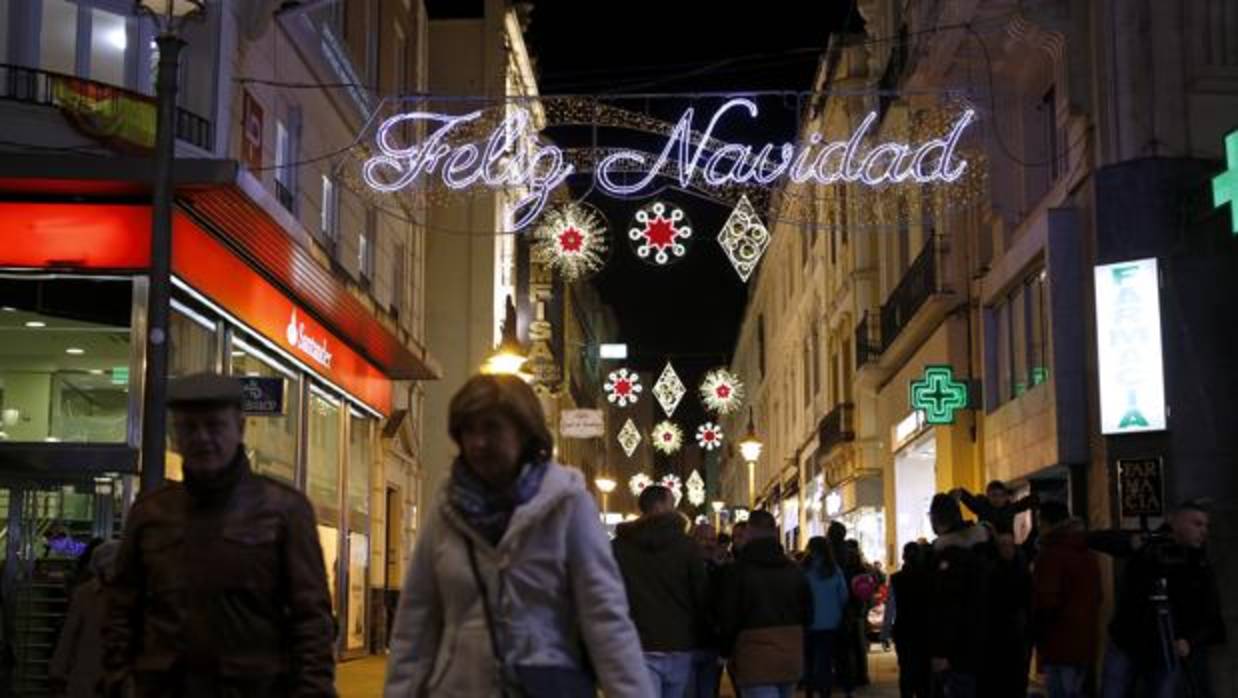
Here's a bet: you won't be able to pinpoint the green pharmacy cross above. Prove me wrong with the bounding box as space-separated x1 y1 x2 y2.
1215 130 1238 235
910 365 969 425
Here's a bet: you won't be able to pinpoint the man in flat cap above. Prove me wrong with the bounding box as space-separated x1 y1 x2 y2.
103 372 336 697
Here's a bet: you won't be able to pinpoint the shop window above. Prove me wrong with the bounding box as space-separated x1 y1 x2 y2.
231 337 300 485
165 302 217 481
345 410 373 651
0 275 133 444
993 267 1051 405
0 1 9 66
308 386 341 610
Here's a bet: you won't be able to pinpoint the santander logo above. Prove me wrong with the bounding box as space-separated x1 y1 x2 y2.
285 309 334 369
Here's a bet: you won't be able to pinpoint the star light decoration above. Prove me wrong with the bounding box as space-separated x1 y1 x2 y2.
651 420 684 455
604 368 642 408
531 203 609 280
699 369 745 415
660 474 684 505
629 201 692 265
686 470 706 507
628 473 653 496
716 195 771 282
617 418 642 458
652 362 686 417
695 422 724 451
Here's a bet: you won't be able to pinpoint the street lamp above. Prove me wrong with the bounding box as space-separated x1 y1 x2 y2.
135 0 205 492
710 500 725 530
481 295 530 378
595 476 617 522
738 408 763 510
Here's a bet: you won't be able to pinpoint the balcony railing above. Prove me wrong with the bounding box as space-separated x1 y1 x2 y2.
818 402 855 455
855 312 881 367
880 234 937 351
0 63 214 152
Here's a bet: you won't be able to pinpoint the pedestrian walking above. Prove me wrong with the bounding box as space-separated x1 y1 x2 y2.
951 480 1037 535
880 542 932 698
49 541 119 698
926 493 992 698
844 540 875 687
1031 501 1101 698
384 374 652 698
102 373 336 698
980 533 1032 698
802 537 850 698
718 510 810 698
612 485 711 698
1089 499 1226 698
686 523 726 698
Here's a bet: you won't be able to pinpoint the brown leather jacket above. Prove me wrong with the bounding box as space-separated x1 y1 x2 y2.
103 450 336 697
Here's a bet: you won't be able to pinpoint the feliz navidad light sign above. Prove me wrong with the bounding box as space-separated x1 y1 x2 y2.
362 97 977 230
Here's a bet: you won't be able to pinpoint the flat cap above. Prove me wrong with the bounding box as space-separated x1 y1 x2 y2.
167 372 243 409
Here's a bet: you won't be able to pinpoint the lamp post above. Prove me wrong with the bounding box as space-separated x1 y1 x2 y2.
136 0 204 492
710 500 724 530
595 476 617 523
738 408 763 510
481 295 530 378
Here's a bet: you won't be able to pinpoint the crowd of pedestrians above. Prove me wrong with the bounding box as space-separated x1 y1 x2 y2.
23 372 1228 698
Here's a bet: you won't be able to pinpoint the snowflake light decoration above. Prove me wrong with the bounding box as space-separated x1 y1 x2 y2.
717 195 771 282
605 368 643 408
628 473 653 496
629 201 692 265
531 203 609 280
660 473 684 505
686 470 706 507
617 418 642 458
651 420 683 455
695 422 724 451
652 362 686 417
700 369 745 415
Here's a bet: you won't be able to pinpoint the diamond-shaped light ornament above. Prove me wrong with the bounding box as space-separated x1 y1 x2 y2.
653 362 686 417
628 472 653 496
699 368 745 415
604 368 643 408
686 470 706 507
660 474 684 505
695 422 724 451
617 418 642 458
651 420 683 455
717 195 771 282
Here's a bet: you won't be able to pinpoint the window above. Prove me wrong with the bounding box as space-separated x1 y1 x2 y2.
803 339 812 409
307 385 341 609
275 111 300 213
345 410 373 650
1043 87 1059 182
40 0 78 75
230 337 300 485
994 267 1051 404
757 315 766 379
320 176 338 242
840 185 849 246
810 327 820 399
360 208 377 282
39 1 131 85
88 8 126 86
896 196 910 277
0 275 133 444
391 240 407 316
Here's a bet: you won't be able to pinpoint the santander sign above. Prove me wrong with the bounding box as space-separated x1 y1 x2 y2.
362 97 976 230
286 309 333 369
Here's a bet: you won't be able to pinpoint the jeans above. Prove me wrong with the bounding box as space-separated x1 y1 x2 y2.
803 629 838 696
1044 664 1087 698
739 683 794 698
685 649 721 698
644 651 694 698
931 671 977 698
1100 641 1178 698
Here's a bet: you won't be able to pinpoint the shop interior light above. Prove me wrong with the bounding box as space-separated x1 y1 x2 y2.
25 321 46 328
599 343 628 359
65 348 85 355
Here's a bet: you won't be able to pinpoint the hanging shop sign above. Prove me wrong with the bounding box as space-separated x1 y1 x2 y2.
1116 457 1165 518
909 365 969 425
239 376 286 416
560 409 605 438
362 98 977 230
1213 129 1237 235
1094 258 1166 434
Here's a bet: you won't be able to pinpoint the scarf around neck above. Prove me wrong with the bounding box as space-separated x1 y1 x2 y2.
449 457 549 546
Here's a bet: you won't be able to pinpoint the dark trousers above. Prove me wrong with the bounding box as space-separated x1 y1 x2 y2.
134 672 285 698
980 640 1030 698
804 629 840 697
895 644 931 698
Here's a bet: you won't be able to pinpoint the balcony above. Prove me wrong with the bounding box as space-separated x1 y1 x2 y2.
818 402 855 455
880 234 937 352
0 63 213 152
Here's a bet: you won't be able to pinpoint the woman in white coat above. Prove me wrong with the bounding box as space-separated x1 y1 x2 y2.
384 374 653 698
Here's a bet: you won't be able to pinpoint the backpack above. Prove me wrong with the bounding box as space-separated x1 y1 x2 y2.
850 572 878 602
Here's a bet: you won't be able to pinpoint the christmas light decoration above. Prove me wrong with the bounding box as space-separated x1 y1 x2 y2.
617 418 642 458
531 203 609 280
604 368 643 408
652 362 686 417
628 472 653 496
660 473 684 505
717 194 771 282
695 422 724 451
686 470 706 507
651 421 683 455
629 201 692 265
700 369 745 415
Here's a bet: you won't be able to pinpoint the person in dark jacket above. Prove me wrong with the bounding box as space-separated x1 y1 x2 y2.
686 524 725 698
613 485 710 698
825 522 865 689
1089 499 1226 698
802 537 849 698
980 533 1032 698
951 480 1037 535
880 542 932 698
1031 501 1101 698
50 541 120 698
103 373 336 698
927 493 992 698
718 510 810 698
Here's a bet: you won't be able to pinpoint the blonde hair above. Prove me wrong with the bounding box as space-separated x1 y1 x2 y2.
448 374 554 462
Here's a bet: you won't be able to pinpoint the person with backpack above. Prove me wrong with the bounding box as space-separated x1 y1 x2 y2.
802 537 850 698
926 493 992 698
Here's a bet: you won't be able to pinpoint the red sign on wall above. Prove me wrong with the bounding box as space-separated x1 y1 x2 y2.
242 90 264 171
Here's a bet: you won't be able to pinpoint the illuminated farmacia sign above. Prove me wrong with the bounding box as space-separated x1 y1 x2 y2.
362 98 976 230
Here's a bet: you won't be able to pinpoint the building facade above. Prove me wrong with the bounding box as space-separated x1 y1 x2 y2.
0 0 437 688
